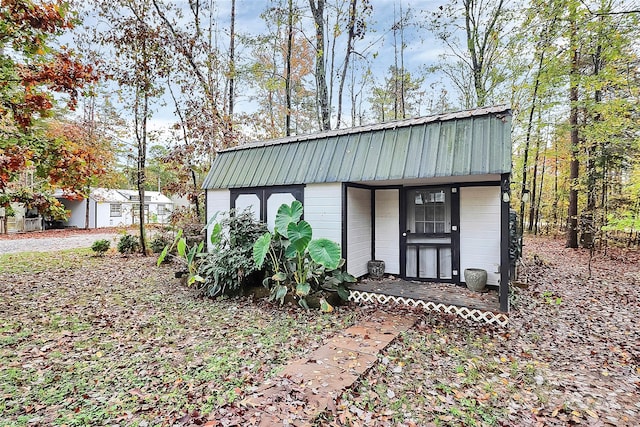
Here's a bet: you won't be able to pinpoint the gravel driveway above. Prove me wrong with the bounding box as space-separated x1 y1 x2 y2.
0 231 121 254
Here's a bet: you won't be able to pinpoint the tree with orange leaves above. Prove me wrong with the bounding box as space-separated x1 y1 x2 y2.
0 0 96 130
0 0 97 231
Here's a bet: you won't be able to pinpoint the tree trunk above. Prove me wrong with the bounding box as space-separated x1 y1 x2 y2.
566 5 579 249
528 126 542 232
535 153 546 235
553 138 559 231
285 0 293 136
309 0 330 131
336 0 357 129
228 0 236 127
399 2 406 118
463 0 505 107
586 32 603 247
392 4 399 119
85 197 90 229
519 67 542 234
191 167 200 218
134 31 149 256
528 146 539 233
136 87 148 255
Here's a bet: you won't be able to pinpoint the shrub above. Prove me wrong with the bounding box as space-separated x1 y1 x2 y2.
197 208 268 297
91 239 110 255
117 234 139 254
150 235 171 254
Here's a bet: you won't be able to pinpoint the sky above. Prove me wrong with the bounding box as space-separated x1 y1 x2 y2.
72 0 455 141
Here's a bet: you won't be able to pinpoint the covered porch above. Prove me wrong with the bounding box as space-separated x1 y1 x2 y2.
347 278 508 327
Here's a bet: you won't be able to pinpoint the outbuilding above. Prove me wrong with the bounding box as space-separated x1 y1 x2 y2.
56 188 174 229
203 106 512 312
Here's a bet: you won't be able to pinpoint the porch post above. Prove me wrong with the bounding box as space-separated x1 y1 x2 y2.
500 174 510 312
341 183 348 269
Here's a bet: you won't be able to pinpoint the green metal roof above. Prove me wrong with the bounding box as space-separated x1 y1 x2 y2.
203 106 511 189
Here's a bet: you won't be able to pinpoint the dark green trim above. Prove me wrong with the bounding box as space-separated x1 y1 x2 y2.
400 184 459 283
230 185 304 222
500 173 511 312
341 183 348 267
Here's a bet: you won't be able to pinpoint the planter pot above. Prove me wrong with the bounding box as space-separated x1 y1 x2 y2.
464 268 487 292
367 260 385 279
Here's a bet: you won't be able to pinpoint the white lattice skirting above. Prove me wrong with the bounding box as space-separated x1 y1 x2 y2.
348 290 509 327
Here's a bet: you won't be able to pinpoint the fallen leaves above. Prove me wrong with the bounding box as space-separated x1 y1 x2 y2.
328 235 640 426
0 252 361 426
1 234 639 426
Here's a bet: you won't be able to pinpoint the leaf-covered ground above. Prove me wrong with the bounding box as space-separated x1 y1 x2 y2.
325 236 640 426
0 250 360 426
1 236 639 426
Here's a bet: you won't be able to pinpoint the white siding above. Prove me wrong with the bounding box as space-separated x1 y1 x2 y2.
95 202 114 228
346 187 372 277
304 183 342 244
61 199 87 228
266 192 296 232
460 186 501 286
374 189 400 275
206 189 231 249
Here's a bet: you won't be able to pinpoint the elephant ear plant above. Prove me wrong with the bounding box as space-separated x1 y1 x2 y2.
156 229 206 285
253 201 354 311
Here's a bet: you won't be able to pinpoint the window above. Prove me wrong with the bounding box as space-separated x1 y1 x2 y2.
132 203 149 215
132 203 150 224
157 204 169 215
230 186 304 231
110 203 122 217
409 188 451 234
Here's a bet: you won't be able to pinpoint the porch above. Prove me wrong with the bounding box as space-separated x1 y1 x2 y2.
347 278 509 327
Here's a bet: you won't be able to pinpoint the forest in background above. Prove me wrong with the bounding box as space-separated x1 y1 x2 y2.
1 0 639 250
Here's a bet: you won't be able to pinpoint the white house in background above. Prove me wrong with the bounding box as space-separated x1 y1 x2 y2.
56 188 174 228
203 106 513 312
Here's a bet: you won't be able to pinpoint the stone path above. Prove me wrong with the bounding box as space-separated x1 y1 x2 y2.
239 312 417 426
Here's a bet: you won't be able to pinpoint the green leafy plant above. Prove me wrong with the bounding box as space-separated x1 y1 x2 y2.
321 259 356 301
117 234 139 254
90 239 110 256
149 234 171 254
156 229 205 286
253 201 354 310
541 290 562 305
197 208 268 297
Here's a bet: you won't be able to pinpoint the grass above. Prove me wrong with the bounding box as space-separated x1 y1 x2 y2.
0 250 359 426
0 248 96 274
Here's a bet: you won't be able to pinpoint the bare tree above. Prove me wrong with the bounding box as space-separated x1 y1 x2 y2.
427 0 508 107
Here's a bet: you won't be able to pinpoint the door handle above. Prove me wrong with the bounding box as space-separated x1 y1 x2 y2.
402 230 410 237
